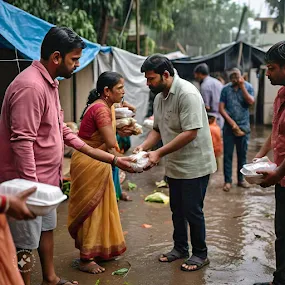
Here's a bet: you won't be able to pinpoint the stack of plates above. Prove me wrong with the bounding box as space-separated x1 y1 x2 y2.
0 179 67 216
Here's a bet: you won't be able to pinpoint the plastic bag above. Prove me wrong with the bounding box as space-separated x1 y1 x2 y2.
145 192 170 204
130 151 149 172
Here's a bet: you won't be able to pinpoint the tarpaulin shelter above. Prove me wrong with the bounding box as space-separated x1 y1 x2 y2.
0 1 151 130
0 0 111 118
0 0 111 71
172 41 266 81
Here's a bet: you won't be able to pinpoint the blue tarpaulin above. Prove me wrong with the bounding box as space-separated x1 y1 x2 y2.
0 0 111 73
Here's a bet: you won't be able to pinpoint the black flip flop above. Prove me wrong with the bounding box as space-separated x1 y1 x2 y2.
159 248 189 263
181 255 210 272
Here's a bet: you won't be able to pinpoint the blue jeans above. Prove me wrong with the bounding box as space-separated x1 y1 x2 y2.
223 127 249 184
167 175 210 259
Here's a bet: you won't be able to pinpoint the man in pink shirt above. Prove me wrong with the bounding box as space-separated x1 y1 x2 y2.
254 42 285 285
0 27 133 285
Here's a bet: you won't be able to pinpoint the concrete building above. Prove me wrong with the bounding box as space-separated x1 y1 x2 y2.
256 16 285 50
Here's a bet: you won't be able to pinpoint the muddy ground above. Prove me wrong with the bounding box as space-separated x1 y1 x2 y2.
32 126 276 285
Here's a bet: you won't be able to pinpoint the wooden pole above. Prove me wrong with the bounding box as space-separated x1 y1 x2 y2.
136 0 140 55
237 41 243 69
235 6 247 42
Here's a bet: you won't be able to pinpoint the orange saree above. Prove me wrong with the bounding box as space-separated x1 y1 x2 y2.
67 104 126 260
0 214 24 285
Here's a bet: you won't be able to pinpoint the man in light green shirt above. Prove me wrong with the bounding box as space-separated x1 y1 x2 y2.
135 54 216 272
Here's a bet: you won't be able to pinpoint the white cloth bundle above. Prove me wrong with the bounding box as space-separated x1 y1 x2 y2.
130 151 149 172
143 119 154 129
133 123 143 135
115 107 134 119
116 117 137 129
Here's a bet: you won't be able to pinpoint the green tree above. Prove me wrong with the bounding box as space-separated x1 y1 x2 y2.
151 0 255 54
5 0 255 56
68 0 122 44
140 0 185 32
5 0 97 41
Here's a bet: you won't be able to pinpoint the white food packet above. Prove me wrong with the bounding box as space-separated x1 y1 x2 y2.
130 151 149 172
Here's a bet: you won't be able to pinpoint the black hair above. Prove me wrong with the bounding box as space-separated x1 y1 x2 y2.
80 71 123 120
265 41 285 66
41 26 86 60
141 54 175 76
194 63 209 75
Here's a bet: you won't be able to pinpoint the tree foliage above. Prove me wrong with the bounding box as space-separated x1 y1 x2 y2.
152 0 255 54
140 0 184 32
68 0 122 43
5 0 256 55
5 0 97 41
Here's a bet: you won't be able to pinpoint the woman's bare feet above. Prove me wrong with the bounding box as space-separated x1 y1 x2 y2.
223 183 231 192
79 260 105 274
121 191 132 201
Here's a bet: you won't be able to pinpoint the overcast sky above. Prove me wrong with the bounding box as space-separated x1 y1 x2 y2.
232 0 273 29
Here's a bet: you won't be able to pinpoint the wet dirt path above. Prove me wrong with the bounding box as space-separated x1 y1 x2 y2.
33 126 276 285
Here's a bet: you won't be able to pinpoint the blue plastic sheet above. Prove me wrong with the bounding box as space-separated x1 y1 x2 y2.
0 1 111 73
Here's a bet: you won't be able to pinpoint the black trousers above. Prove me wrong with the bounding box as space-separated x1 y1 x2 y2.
167 174 210 259
274 184 285 285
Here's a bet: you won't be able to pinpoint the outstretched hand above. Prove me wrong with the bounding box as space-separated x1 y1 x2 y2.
143 151 161 171
7 186 37 220
133 145 144 154
116 156 136 173
257 170 282 188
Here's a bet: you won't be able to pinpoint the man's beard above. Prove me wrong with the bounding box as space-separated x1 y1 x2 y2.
63 72 73 79
149 83 165 94
58 62 75 79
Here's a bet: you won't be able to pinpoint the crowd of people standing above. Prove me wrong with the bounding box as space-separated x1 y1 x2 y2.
1 25 285 285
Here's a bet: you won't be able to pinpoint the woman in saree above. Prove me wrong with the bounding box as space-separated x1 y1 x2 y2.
68 72 129 274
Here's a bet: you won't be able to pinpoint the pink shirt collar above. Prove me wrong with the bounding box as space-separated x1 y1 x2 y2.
32 60 59 88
